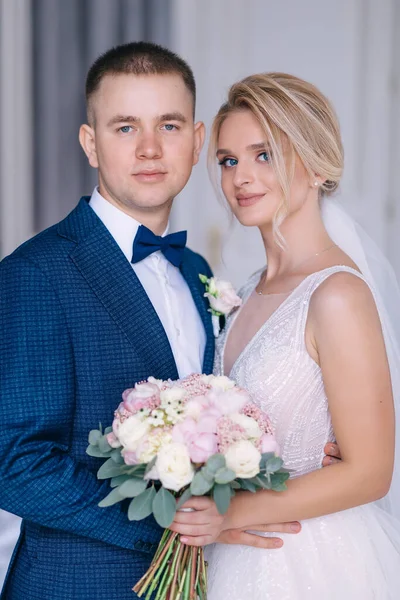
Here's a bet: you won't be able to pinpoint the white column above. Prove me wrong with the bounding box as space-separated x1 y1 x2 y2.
0 0 34 257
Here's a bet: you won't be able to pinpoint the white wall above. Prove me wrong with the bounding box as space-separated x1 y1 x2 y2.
171 0 400 286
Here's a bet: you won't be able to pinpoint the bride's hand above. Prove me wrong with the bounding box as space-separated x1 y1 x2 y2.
322 442 342 466
216 521 301 548
169 496 226 546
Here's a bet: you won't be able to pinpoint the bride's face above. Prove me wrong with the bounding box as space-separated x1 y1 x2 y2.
216 109 312 229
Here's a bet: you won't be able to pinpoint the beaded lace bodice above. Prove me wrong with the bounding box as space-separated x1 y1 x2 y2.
215 266 365 478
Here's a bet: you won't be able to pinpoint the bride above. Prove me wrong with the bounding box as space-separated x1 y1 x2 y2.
171 72 400 598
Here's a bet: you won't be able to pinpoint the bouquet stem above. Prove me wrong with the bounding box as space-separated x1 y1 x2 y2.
133 531 207 599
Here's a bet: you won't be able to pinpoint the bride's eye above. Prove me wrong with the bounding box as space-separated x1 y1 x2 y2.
218 157 238 168
258 151 271 163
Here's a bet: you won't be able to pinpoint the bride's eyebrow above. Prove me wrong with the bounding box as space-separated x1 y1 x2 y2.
216 142 270 156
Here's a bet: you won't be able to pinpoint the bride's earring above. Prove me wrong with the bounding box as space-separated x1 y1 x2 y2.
314 181 319 187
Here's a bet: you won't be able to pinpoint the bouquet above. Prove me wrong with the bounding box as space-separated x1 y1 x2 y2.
87 374 289 599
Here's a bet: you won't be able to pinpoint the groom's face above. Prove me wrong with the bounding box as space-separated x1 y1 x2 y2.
80 73 204 218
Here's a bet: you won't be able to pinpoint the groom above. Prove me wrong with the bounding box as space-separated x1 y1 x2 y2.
0 42 338 599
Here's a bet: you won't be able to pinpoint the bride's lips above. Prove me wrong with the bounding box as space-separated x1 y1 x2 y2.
236 194 265 207
133 170 167 183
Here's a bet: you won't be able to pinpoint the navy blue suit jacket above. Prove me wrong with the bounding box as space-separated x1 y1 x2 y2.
0 197 215 599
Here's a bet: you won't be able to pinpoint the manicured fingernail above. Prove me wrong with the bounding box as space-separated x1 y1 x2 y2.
274 540 283 548
180 537 188 544
290 524 300 532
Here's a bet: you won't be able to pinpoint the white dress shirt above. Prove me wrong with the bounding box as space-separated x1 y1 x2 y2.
89 188 206 377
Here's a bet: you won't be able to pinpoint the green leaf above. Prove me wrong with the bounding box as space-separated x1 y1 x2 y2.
127 464 147 477
199 274 209 284
190 471 214 496
205 454 226 474
104 426 113 435
230 480 241 490
270 472 289 492
237 478 257 493
249 475 271 489
214 467 236 485
88 429 102 445
144 456 157 477
153 487 177 527
176 487 192 510
97 458 125 480
260 452 276 469
110 449 124 464
86 444 109 458
128 486 156 521
110 474 131 488
98 487 124 507
200 466 215 483
213 483 231 515
266 457 284 473
98 435 112 454
119 478 148 498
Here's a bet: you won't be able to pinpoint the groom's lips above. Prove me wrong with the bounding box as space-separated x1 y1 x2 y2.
133 170 167 183
236 193 265 207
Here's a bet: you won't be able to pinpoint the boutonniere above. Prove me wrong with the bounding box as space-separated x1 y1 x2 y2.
199 274 242 337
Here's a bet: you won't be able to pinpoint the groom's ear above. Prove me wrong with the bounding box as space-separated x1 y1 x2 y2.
79 124 99 169
192 121 206 166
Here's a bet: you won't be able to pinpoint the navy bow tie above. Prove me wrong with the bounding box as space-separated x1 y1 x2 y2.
131 225 187 268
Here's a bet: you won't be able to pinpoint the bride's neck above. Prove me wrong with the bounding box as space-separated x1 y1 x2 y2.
260 204 332 281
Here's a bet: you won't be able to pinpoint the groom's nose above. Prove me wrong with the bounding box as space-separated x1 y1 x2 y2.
136 130 162 160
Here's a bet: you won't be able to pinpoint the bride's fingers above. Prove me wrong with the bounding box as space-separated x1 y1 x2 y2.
322 455 341 467
245 522 301 534
217 529 284 549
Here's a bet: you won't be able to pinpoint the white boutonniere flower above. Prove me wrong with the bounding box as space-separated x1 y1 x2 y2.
199 274 242 337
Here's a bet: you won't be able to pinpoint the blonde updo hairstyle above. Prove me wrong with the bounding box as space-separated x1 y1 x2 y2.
208 73 344 246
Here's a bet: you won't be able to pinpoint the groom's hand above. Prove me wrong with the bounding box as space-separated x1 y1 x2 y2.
322 442 342 466
216 521 301 549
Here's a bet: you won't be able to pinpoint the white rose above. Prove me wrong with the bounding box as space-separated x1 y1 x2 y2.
117 415 150 452
205 279 242 315
138 430 172 464
154 442 194 492
160 386 187 406
225 440 261 479
208 375 236 391
133 381 160 398
230 414 262 439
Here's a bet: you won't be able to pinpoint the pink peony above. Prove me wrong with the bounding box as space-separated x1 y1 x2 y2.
122 382 160 413
188 432 218 463
122 450 139 465
209 388 249 415
106 432 121 448
260 433 280 455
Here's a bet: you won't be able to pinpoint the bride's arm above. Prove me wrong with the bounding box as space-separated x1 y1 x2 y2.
225 271 394 530
170 272 394 545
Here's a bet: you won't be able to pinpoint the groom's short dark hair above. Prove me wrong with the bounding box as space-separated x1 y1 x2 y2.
85 41 196 124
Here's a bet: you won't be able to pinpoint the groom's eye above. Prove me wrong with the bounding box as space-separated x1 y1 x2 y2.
118 125 133 134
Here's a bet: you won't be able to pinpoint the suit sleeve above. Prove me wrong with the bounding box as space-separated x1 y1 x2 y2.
0 256 156 552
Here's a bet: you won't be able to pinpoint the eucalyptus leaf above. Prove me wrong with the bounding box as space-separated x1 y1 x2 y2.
250 475 271 490
213 483 231 515
98 487 124 507
104 426 113 435
128 486 156 521
206 454 226 474
144 456 157 477
110 474 131 488
266 457 284 473
88 429 102 445
127 464 147 477
190 471 214 496
237 478 257 493
260 452 276 469
153 487 177 527
119 478 148 498
230 481 241 490
98 435 112 454
176 487 192 510
200 466 215 483
110 449 124 464
97 458 125 480
270 472 289 491
214 467 236 485
86 445 109 458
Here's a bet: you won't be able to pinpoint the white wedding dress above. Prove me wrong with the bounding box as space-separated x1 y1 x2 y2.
206 265 400 599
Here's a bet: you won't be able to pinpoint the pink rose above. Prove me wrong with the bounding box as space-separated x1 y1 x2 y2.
204 280 242 315
122 450 139 465
188 432 218 464
260 433 280 455
122 382 160 412
172 418 197 444
106 432 121 448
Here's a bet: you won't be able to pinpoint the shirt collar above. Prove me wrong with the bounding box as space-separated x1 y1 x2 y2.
89 187 170 263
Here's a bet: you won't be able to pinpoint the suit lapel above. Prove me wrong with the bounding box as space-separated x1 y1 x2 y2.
180 253 215 375
60 200 179 381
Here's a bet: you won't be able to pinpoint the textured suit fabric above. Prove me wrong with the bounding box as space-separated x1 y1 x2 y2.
0 197 214 599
